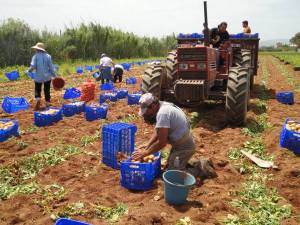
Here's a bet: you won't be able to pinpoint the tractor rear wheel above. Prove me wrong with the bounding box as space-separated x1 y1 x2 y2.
225 67 249 126
166 50 177 87
141 65 163 99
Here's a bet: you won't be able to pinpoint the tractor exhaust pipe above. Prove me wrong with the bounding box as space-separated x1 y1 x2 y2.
203 1 210 46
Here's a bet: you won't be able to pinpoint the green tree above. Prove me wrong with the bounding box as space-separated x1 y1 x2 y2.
290 32 300 49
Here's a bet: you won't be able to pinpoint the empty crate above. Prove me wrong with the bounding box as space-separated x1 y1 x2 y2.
102 122 137 169
276 91 294 105
2 96 30 113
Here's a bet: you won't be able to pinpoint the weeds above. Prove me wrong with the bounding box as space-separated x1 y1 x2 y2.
224 173 291 225
81 130 101 147
16 140 29 149
189 112 201 129
94 203 128 223
35 184 67 213
120 113 138 123
0 145 80 200
175 217 192 225
57 202 88 218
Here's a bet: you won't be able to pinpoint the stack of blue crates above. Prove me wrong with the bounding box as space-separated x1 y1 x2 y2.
102 122 137 169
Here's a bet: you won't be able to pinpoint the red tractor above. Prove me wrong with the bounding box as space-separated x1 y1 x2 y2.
141 1 259 126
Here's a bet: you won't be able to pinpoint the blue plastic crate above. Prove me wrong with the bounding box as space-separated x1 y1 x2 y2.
276 91 294 105
126 77 137 85
100 82 114 91
280 118 300 154
121 63 131 71
64 87 81 100
120 152 161 190
114 89 128 99
55 218 92 225
5 71 19 81
102 122 137 169
62 101 85 117
76 67 83 74
128 93 141 105
2 96 30 114
0 119 19 142
85 104 108 121
99 92 118 103
85 65 93 72
34 107 63 127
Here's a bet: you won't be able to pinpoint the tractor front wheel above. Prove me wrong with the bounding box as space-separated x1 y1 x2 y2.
225 67 250 126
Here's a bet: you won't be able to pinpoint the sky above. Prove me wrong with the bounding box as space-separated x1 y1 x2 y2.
0 0 299 41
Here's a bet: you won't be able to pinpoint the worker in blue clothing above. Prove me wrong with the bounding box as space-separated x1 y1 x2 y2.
28 42 57 110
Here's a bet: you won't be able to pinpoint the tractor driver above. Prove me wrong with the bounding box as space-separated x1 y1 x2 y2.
210 22 229 48
132 93 217 181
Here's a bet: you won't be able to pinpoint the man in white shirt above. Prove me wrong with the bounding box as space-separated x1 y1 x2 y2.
99 53 114 84
132 93 217 180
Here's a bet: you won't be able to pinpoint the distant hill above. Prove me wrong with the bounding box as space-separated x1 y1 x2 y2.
260 39 290 47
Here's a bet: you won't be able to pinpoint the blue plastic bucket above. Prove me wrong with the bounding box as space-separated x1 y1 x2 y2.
163 170 195 205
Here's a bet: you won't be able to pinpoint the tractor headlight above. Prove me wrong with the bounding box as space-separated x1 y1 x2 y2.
179 63 188 70
197 63 207 70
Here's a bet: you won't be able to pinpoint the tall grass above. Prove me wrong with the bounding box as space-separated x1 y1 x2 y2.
0 18 177 67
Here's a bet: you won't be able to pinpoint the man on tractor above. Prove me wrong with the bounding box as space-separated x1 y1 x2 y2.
210 22 229 48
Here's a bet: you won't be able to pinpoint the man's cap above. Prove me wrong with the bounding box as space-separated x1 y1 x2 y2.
101 53 106 57
139 93 155 116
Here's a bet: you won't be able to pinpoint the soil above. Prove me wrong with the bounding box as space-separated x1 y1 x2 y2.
0 56 299 225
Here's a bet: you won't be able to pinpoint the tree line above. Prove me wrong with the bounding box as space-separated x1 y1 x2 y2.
0 18 177 67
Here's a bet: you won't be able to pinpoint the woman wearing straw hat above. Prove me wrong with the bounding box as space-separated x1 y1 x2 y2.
28 42 57 110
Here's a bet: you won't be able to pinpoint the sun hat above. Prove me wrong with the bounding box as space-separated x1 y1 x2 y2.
139 93 156 116
31 42 46 52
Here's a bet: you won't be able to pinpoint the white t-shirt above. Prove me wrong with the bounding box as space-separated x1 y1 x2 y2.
155 101 190 143
100 56 113 67
114 64 124 70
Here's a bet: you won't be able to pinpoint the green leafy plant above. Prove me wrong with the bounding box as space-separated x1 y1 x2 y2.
224 177 291 225
57 202 88 218
81 130 101 147
35 184 66 213
94 203 128 223
0 145 80 200
16 140 29 150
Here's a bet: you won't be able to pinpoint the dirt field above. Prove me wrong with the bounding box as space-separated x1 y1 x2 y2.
0 55 299 225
